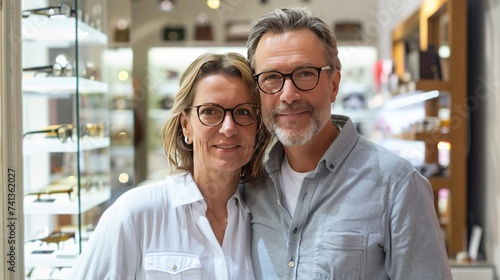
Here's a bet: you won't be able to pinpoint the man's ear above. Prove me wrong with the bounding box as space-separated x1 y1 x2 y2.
330 70 341 102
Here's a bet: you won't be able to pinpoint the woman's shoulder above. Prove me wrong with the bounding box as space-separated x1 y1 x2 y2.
112 178 172 212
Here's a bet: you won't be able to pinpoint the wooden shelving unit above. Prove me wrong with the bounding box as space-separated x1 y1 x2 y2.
391 0 467 257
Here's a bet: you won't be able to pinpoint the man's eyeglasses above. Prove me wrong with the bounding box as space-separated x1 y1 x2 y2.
253 65 332 94
187 103 259 127
23 62 74 77
22 3 74 19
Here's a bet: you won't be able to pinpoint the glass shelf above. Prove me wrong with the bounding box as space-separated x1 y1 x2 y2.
22 17 107 46
22 77 108 95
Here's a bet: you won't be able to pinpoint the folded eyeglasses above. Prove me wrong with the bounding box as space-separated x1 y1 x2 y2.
23 123 105 143
23 62 74 77
22 3 75 19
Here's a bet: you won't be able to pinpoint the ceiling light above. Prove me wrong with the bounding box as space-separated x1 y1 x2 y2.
207 0 220 9
159 0 175 12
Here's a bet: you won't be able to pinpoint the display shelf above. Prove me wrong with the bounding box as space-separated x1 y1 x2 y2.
395 131 449 142
24 187 111 215
22 77 108 95
23 137 110 155
25 237 90 268
416 80 449 92
22 17 107 45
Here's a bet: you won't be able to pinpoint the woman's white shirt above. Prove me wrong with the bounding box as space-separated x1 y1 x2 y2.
66 172 255 280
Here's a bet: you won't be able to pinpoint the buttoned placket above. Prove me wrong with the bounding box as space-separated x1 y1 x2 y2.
283 172 320 280
192 201 229 280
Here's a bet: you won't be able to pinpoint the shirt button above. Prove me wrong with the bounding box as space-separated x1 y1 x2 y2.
288 261 295 268
172 264 177 270
329 164 334 169
293 228 297 234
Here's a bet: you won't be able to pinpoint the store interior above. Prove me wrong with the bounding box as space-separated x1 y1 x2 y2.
2 0 500 278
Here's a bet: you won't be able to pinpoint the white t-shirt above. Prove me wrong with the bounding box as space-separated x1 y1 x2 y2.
279 156 311 216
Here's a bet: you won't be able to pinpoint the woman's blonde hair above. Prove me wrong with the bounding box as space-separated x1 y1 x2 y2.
161 52 270 183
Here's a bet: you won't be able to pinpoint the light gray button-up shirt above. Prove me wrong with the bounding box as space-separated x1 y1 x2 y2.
243 115 452 280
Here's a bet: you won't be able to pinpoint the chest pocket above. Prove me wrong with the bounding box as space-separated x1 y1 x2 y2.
313 232 367 280
144 252 202 280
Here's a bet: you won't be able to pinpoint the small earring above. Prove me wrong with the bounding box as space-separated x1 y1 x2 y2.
184 136 189 144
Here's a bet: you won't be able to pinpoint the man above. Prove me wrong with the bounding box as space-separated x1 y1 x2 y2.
242 7 452 279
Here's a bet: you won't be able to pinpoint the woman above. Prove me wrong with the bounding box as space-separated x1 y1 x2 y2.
67 52 269 279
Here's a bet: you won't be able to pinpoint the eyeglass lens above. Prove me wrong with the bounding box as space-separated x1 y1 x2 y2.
53 62 73 77
56 126 73 143
256 67 325 94
196 104 258 126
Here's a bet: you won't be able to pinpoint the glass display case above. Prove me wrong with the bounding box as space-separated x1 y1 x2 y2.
20 0 110 278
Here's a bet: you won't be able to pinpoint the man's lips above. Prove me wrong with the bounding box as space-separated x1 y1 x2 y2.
278 111 306 117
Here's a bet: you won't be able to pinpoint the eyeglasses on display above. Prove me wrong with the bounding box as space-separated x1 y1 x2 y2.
25 229 76 250
22 3 74 19
25 184 76 202
23 62 74 77
187 103 258 127
253 65 332 94
22 123 105 143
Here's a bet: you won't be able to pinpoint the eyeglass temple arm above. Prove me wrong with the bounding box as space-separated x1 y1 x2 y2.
22 129 56 138
22 7 55 17
22 65 53 72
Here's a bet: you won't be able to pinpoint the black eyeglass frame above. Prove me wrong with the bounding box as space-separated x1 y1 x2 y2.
253 65 332 94
186 103 259 127
23 62 74 77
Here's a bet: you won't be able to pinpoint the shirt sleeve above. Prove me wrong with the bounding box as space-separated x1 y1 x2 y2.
65 201 139 280
385 171 453 279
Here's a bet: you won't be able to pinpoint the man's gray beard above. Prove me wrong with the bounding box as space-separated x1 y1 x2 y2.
271 118 320 146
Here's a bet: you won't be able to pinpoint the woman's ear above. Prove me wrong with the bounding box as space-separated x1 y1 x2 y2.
180 111 191 140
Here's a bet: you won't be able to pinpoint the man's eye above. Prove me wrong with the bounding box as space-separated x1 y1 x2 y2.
263 73 282 81
296 69 316 77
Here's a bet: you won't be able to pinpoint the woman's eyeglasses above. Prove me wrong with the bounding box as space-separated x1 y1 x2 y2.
186 103 259 127
23 123 105 143
23 62 74 77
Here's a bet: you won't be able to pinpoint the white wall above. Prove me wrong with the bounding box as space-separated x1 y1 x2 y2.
482 0 500 277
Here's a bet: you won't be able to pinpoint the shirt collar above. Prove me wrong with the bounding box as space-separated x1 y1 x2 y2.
166 172 251 214
265 115 359 174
